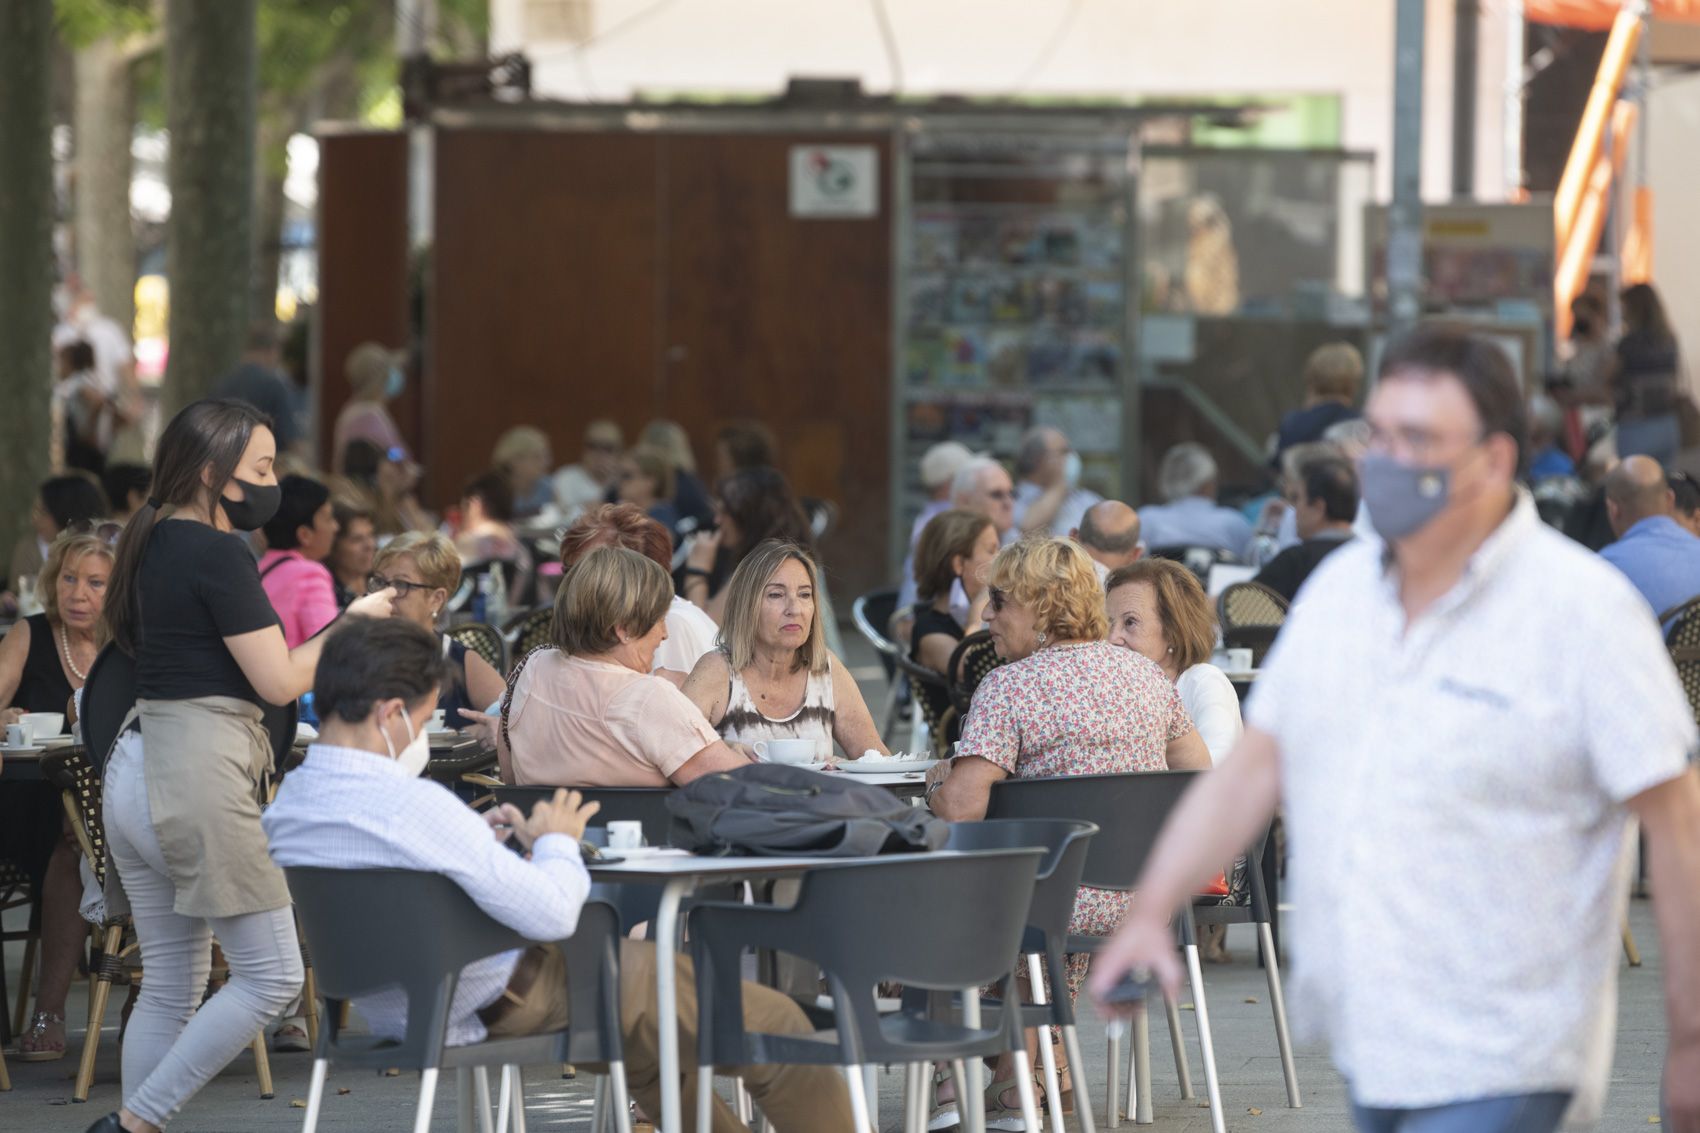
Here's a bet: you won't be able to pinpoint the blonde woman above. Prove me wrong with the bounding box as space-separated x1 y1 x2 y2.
492 425 556 519
370 532 506 728
0 531 114 1061
923 537 1208 1126
500 546 747 787
682 540 887 762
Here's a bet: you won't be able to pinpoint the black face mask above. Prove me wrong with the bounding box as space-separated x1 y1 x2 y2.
220 478 281 532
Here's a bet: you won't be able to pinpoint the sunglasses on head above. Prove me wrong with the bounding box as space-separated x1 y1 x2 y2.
64 519 123 546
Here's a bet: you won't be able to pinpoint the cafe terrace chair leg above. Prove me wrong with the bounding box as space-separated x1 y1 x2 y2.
949 1059 972 1132
253 1032 275 1098
301 1056 329 1133
412 1066 441 1133
75 921 125 1102
1258 920 1302 1108
1106 1025 1121 1127
590 1075 606 1132
1010 1047 1044 1133
1025 954 1066 1133
1061 1022 1097 1133
903 1062 926 1133
1181 931 1226 1133
0 1042 10 1091
844 1063 875 1133
509 1068 530 1133
1129 1003 1153 1125
1623 919 1642 967
473 1065 496 1133
608 1059 634 1133
495 1066 512 1133
1164 992 1194 1099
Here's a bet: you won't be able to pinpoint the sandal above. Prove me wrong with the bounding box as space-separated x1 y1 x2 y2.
18 1010 67 1062
983 1073 1041 1132
272 1019 310 1053
928 1065 961 1130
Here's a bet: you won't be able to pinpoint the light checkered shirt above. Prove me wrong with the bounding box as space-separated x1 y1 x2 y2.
263 743 590 1046
1247 491 1695 1123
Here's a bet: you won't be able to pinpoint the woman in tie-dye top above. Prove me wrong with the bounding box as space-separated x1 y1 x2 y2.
683 540 888 763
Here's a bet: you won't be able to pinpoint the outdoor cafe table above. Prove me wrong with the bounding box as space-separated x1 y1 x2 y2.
586 848 973 1133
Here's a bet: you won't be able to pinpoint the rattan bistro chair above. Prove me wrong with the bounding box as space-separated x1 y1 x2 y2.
446 621 507 674
1217 581 1289 666
504 607 555 663
42 745 277 1102
946 631 1004 720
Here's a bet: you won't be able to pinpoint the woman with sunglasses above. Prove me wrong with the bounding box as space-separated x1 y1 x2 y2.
90 400 394 1133
369 532 506 729
0 531 114 1061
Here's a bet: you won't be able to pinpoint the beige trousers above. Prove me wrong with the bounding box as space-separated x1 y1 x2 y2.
486 940 854 1133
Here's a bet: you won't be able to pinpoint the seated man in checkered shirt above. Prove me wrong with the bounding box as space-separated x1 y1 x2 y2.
264 615 852 1132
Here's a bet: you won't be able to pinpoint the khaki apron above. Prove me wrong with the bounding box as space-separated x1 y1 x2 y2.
111 696 291 919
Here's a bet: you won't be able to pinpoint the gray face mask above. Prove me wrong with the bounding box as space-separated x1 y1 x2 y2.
1360 452 1452 541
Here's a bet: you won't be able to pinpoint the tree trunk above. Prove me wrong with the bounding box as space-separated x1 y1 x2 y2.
251 108 293 328
0 0 56 563
73 35 138 335
164 0 257 410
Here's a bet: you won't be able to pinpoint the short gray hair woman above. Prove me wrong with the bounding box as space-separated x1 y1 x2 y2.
682 540 888 762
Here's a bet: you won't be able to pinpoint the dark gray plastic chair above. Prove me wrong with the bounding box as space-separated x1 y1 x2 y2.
942 818 1100 1133
494 785 676 848
1188 825 1301 1109
989 771 1228 1132
285 867 630 1133
687 849 1046 1133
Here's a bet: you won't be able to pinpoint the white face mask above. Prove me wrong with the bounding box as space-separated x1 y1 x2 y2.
382 707 430 777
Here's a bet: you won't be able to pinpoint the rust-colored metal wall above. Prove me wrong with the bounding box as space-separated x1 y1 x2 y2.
314 132 411 467
425 127 894 596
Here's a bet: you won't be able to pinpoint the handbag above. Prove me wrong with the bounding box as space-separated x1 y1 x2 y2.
665 763 947 858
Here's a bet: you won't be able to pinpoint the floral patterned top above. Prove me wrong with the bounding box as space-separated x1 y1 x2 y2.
955 640 1193 779
955 639 1196 999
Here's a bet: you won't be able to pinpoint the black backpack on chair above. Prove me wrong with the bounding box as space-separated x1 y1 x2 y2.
665 763 946 858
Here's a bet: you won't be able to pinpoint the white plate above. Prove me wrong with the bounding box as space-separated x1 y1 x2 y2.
836 758 936 775
603 846 688 860
39 735 75 749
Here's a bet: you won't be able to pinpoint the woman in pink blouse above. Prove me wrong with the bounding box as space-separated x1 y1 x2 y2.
925 537 1209 1124
256 475 340 648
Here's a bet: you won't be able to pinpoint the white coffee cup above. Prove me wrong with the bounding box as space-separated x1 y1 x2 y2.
1225 648 1255 672
752 738 819 765
21 712 63 739
430 709 447 732
6 722 31 748
606 821 644 851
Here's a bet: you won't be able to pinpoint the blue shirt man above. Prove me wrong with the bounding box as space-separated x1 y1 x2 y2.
1599 455 1700 625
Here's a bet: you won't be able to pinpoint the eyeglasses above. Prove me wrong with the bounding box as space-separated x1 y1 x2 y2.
367 574 435 597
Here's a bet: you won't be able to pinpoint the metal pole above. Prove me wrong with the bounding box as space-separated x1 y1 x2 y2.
1389 0 1427 335
1503 0 1525 199
1452 0 1479 199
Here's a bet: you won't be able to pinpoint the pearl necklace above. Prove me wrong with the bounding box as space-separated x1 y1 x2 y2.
59 623 88 682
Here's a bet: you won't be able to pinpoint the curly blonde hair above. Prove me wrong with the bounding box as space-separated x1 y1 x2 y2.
986 537 1107 643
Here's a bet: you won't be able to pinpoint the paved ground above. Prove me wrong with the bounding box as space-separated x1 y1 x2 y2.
0 636 1678 1130
1 900 1675 1131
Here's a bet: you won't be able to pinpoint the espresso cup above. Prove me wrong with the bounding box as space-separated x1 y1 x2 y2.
1226 648 1255 671
606 821 644 851
752 738 819 765
6 722 31 748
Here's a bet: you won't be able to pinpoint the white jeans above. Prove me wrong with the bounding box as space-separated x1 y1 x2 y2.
103 735 303 1127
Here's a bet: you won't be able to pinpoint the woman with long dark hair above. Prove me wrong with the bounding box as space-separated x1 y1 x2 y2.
679 465 813 624
86 400 393 1133
1614 282 1685 464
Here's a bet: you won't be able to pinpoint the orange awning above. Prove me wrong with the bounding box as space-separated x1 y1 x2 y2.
1528 1 1700 30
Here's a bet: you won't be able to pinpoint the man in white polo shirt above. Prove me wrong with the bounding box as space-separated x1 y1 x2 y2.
1090 325 1700 1133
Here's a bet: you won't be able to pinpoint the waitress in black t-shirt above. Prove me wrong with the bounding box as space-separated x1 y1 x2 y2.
87 401 393 1133
909 508 999 745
